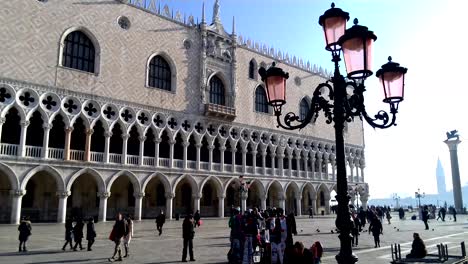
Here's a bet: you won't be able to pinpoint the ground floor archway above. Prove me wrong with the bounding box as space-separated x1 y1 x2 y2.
143 177 167 219
107 176 135 220
67 173 99 220
21 172 59 222
0 173 12 223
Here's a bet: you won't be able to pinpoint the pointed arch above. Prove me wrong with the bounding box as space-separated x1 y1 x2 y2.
1 104 26 121
285 181 300 195
21 165 65 191
208 73 227 106
266 180 284 196
142 172 171 195
0 162 19 190
106 170 141 193
299 97 311 121
66 168 106 193
199 175 223 197
172 174 199 195
146 51 177 92
300 182 316 197
223 176 242 194
248 59 257 79
255 85 269 113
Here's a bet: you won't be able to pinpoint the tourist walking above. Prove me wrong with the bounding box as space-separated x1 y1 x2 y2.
62 217 74 251
182 214 195 262
86 217 96 251
18 216 32 252
369 216 383 248
398 207 405 220
451 207 457 222
311 241 323 264
73 218 85 251
440 207 446 221
386 210 392 225
156 210 165 236
406 233 427 259
123 214 133 258
194 210 201 228
351 215 360 247
422 206 429 230
108 213 127 262
308 207 313 218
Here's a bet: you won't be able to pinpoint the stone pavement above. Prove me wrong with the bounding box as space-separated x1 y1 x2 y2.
0 213 467 264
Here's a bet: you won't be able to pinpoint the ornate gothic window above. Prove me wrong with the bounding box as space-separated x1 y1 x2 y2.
209 75 225 105
148 56 172 91
248 60 256 79
255 86 269 113
62 31 96 73
300 98 310 120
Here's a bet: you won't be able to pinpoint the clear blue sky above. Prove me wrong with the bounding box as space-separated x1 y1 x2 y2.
133 0 468 200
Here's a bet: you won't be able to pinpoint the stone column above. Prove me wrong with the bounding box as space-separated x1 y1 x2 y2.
57 191 70 223
218 194 225 218
261 150 267 175
278 153 284 176
316 157 322 179
219 146 226 172
310 156 315 179
0 117 5 142
134 192 145 221
279 197 286 211
231 148 236 173
287 153 293 177
195 143 202 171
349 162 355 183
165 193 174 220
154 138 161 167
103 131 112 163
331 159 336 181
304 157 309 178
359 164 365 182
208 145 214 171
241 191 248 213
10 189 25 224
121 133 129 165
169 139 176 168
98 192 110 222
138 136 146 166
296 156 301 177
194 194 201 212
296 196 302 216
64 127 73 160
18 121 30 157
261 197 267 211
84 129 93 162
251 150 257 174
311 198 317 215
41 124 52 158
242 148 247 173
182 141 189 169
444 138 463 212
270 153 276 176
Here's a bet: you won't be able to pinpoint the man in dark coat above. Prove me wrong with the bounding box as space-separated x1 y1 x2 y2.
182 214 195 262
108 213 127 262
440 207 446 221
422 206 429 230
18 216 32 252
406 233 427 259
368 216 383 248
156 210 166 236
86 217 96 251
73 218 85 251
62 217 73 251
193 210 201 228
398 207 405 220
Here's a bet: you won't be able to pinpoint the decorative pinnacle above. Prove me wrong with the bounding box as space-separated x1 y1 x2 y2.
388 56 392 62
331 2 335 8
354 18 358 25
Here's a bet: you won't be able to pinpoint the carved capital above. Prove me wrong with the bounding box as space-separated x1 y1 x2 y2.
182 142 190 148
97 192 111 198
195 143 203 148
219 146 226 152
134 192 145 198
43 123 53 130
121 133 130 140
218 194 226 199
0 117 6 124
86 129 94 136
65 127 74 133
208 145 215 150
20 121 30 127
138 136 147 142
154 138 162 144
104 131 113 138
165 192 175 199
169 139 177 145
10 189 26 197
56 191 71 198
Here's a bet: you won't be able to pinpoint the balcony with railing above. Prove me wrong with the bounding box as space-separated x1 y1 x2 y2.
204 103 236 120
143 156 155 166
127 155 139 165
159 158 170 167
70 150 85 161
0 143 18 156
90 152 104 163
48 148 64 160
109 153 122 164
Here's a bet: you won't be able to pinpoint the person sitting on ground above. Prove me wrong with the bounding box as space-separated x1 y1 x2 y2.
406 233 427 259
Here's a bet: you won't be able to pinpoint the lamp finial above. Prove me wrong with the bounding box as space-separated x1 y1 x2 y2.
353 18 358 25
331 2 335 8
388 56 392 62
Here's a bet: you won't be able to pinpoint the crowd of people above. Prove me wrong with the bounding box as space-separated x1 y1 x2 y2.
15 203 462 263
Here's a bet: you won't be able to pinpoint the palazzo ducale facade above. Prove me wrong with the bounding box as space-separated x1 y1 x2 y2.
0 0 369 224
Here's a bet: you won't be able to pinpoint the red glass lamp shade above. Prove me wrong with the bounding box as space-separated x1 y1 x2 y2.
338 18 377 80
258 62 289 115
319 3 350 51
376 56 407 103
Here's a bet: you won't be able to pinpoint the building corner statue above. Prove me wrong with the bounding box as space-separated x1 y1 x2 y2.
212 0 221 25
443 130 463 213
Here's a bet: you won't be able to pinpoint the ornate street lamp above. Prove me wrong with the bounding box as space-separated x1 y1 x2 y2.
415 188 425 208
259 3 408 264
354 184 360 209
392 193 401 209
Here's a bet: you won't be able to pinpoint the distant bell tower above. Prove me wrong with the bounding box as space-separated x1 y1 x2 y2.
436 157 446 194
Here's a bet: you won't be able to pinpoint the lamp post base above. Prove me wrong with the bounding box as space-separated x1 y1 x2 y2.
336 253 358 264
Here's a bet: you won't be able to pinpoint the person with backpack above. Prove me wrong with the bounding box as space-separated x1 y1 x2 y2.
311 241 323 264
18 216 32 252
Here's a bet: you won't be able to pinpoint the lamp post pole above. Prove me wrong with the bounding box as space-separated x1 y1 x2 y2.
258 4 408 263
415 188 425 208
